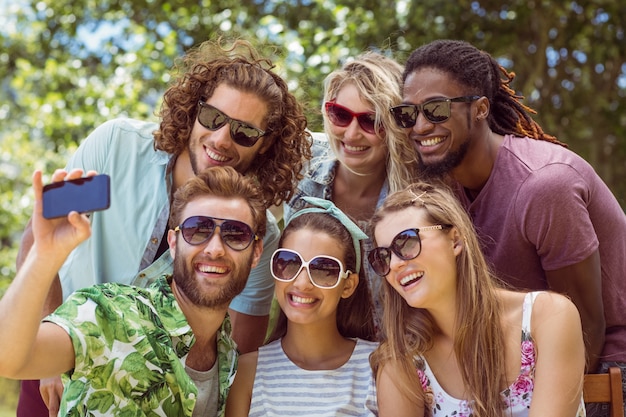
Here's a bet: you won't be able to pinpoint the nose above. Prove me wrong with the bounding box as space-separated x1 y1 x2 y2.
292 266 314 289
202 228 226 257
411 111 435 135
209 123 234 150
388 251 407 274
343 117 362 138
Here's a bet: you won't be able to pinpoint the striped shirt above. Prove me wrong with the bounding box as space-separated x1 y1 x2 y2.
249 338 379 416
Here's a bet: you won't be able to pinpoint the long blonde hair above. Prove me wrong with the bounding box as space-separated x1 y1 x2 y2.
322 51 418 193
369 180 507 416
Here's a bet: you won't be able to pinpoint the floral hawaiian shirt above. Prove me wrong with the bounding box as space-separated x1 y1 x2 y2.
45 275 238 417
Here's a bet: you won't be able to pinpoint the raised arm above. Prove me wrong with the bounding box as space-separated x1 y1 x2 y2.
528 292 586 417
0 170 91 380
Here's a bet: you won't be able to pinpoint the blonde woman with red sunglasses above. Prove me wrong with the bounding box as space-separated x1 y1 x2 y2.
285 52 418 330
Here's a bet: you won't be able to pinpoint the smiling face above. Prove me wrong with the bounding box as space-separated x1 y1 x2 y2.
327 83 388 176
402 68 478 178
187 83 272 175
168 195 262 309
373 205 460 311
274 228 357 327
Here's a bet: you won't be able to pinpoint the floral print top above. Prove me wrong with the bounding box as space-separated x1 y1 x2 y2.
45 275 238 417
416 291 586 417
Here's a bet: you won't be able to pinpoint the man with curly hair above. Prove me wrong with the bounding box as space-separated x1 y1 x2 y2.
16 38 312 417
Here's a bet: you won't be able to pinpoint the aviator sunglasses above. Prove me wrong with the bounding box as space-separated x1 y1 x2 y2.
368 225 451 276
324 101 378 134
197 101 267 147
270 248 352 289
390 95 481 128
174 215 258 251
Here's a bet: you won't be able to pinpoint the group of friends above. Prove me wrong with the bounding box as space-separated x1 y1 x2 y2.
0 37 624 417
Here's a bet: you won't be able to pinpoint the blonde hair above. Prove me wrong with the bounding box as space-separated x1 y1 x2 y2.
369 180 507 416
322 51 418 193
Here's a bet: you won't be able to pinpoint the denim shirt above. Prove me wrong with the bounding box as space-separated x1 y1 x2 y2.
285 137 388 325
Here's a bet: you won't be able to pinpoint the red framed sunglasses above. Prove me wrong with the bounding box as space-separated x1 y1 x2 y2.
324 101 378 134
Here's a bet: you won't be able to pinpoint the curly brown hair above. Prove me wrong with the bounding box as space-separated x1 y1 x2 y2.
154 38 312 207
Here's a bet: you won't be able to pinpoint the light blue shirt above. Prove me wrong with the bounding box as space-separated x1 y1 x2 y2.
59 117 278 316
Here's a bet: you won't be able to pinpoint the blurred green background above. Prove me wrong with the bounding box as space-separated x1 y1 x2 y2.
1 0 624 412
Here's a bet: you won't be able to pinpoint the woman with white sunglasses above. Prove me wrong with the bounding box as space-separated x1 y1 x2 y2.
226 197 378 417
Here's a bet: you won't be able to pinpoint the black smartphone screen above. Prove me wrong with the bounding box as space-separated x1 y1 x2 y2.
42 174 111 219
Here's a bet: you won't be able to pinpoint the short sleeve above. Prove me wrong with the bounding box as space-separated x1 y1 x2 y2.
515 163 598 271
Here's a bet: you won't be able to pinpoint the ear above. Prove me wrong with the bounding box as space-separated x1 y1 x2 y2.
167 229 178 260
450 227 463 257
475 96 490 121
257 136 274 155
341 272 359 299
250 239 264 269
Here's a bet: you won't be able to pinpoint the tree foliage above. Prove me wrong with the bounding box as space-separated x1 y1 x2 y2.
0 0 624 409
1 0 625 319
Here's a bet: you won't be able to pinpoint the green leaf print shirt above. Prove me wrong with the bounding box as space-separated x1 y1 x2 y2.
44 275 238 417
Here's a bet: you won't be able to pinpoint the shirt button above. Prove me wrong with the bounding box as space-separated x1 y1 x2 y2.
151 237 158 244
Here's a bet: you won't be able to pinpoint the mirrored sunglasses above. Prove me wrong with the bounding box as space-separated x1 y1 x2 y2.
368 225 450 276
270 248 351 289
324 101 378 134
174 215 258 251
197 101 267 147
390 95 481 127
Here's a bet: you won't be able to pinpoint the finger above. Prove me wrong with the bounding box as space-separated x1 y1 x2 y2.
50 169 69 182
85 170 99 177
32 170 44 217
64 168 86 181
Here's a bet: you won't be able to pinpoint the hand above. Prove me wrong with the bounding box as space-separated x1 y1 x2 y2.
31 169 95 258
39 375 64 417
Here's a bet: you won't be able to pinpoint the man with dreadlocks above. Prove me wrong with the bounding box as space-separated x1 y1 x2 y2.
389 39 626 416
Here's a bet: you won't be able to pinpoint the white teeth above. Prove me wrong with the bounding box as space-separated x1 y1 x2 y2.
400 272 423 286
206 148 229 162
344 144 368 152
291 295 316 304
420 137 445 147
198 264 227 274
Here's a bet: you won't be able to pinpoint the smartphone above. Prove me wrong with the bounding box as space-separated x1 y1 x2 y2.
42 174 111 219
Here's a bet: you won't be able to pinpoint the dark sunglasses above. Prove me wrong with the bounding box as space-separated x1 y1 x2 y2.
368 225 451 276
174 215 258 251
271 248 351 289
390 95 481 127
324 101 378 134
197 101 267 147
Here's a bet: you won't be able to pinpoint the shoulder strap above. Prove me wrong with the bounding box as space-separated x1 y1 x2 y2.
521 291 542 334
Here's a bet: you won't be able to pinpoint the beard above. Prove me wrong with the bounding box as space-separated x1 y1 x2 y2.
417 139 470 180
171 246 253 309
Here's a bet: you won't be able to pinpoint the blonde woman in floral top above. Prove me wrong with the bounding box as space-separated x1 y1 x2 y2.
367 181 586 417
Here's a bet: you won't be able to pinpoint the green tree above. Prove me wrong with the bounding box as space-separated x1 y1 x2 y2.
0 0 624 407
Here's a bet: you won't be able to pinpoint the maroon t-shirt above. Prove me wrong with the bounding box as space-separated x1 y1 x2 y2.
455 135 626 362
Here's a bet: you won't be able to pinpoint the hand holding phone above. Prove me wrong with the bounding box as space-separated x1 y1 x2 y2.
42 174 111 219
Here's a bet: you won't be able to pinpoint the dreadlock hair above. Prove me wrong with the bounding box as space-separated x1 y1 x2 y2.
403 39 565 147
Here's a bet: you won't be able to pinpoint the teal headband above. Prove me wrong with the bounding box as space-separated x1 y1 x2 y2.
287 196 368 274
